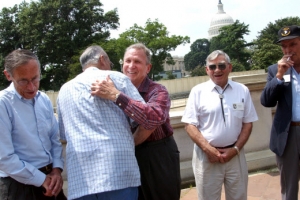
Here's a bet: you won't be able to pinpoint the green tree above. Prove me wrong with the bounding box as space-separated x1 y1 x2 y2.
230 59 246 72
100 38 132 72
165 71 176 79
184 38 210 71
0 5 25 89
251 17 300 70
117 19 190 79
256 17 300 44
0 0 119 90
190 66 207 77
210 20 252 71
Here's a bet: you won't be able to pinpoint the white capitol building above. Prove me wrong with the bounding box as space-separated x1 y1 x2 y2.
208 0 234 40
163 0 234 76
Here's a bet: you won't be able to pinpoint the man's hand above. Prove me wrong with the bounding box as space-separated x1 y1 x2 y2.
91 75 120 101
217 147 237 163
42 175 53 197
276 54 294 80
46 168 64 196
203 145 223 163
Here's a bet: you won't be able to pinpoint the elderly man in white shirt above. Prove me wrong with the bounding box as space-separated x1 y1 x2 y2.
182 50 258 200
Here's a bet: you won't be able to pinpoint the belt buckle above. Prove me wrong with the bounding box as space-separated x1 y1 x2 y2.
45 165 51 172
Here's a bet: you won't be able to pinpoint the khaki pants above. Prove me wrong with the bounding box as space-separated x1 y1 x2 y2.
193 145 248 200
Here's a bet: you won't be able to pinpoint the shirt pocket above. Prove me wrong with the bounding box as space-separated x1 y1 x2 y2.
232 109 244 119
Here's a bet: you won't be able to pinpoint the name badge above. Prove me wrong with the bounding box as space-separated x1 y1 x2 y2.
283 74 291 82
233 103 244 110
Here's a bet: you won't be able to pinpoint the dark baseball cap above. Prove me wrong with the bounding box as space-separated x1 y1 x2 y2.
277 25 300 43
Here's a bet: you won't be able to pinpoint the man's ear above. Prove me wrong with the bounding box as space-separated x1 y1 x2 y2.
228 63 233 72
98 55 106 68
3 70 12 81
146 64 152 74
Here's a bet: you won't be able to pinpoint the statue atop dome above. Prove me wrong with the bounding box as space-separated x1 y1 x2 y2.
217 0 226 14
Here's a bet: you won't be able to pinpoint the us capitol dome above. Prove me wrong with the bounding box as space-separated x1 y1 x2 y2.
208 0 234 40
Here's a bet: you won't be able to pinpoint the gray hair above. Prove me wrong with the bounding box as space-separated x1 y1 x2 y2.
80 45 107 69
125 43 151 64
206 50 231 66
4 49 41 76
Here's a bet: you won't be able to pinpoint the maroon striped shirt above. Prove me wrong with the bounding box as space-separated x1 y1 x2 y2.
116 77 173 141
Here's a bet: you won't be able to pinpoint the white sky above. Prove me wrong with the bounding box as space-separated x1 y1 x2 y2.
1 0 299 56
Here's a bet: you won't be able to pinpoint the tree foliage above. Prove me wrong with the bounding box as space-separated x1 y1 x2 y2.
0 0 119 90
165 71 176 79
210 20 252 71
251 17 300 70
190 66 206 77
116 19 190 79
184 38 210 71
0 5 23 89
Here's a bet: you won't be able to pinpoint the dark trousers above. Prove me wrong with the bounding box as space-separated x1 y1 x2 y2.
135 136 181 200
0 168 66 200
276 126 300 200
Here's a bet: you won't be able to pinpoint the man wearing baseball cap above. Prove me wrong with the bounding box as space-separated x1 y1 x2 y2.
261 25 300 199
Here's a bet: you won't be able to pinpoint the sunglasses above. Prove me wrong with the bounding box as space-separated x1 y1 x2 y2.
208 64 227 71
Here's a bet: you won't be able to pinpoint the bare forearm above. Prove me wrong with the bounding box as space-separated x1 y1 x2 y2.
185 124 210 151
185 124 221 163
235 122 253 150
133 126 156 145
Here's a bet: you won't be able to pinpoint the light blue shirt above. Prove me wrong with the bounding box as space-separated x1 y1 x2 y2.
277 67 300 121
57 67 145 199
0 83 64 187
291 67 300 121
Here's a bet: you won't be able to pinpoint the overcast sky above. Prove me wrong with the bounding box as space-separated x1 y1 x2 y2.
1 0 299 56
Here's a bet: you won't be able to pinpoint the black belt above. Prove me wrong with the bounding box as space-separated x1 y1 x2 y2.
214 143 235 149
290 121 300 126
38 163 53 174
136 136 173 150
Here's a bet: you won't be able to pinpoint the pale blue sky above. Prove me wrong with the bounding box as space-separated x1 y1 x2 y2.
1 0 299 56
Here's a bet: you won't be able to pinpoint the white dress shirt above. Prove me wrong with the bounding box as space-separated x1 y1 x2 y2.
182 79 258 147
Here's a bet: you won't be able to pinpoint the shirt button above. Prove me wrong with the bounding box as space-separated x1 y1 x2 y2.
131 114 134 116
118 103 122 106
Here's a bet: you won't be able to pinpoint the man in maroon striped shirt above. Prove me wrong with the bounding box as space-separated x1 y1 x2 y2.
91 43 181 200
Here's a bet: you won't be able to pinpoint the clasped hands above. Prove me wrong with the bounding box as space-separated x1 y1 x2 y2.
205 145 238 164
42 168 63 197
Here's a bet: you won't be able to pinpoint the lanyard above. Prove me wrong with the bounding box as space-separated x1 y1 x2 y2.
214 84 229 125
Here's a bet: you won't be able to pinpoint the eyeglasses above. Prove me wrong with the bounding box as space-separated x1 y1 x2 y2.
208 64 227 71
14 77 40 86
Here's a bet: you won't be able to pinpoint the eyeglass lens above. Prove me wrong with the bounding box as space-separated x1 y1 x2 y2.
208 64 227 71
17 77 40 86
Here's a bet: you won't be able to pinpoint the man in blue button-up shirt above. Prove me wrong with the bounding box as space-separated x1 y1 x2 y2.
0 49 66 200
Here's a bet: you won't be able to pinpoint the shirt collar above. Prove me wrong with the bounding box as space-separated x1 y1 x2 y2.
207 79 233 91
84 66 99 72
137 77 150 93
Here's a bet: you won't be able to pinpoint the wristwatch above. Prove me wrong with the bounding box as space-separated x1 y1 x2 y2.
233 146 240 155
114 92 120 102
